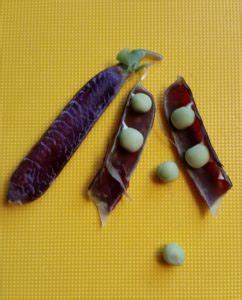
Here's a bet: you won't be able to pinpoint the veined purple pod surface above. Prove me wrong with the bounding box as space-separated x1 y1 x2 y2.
8 49 162 204
88 84 155 225
163 77 232 214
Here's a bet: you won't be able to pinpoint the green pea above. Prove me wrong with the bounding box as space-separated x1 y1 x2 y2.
171 106 195 130
119 127 144 152
130 93 152 113
156 161 179 182
162 243 185 266
185 144 209 168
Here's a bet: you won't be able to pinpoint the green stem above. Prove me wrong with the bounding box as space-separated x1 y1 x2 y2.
137 49 163 60
116 48 163 73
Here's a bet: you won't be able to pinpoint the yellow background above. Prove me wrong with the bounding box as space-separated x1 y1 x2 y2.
1 1 241 299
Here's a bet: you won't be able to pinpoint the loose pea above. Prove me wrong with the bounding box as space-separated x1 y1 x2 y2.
119 127 144 152
185 144 209 168
130 93 152 113
162 243 185 266
156 161 179 182
171 106 195 130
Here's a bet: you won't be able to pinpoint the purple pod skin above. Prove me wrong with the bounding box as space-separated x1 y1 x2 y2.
8 49 163 204
88 85 155 225
8 66 128 204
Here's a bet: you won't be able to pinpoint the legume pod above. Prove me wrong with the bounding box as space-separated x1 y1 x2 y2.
88 84 155 225
8 49 162 204
164 77 232 214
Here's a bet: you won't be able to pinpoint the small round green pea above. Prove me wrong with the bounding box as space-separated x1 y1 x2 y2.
156 161 179 182
162 243 185 266
171 106 195 130
185 144 210 168
119 127 144 152
130 93 152 113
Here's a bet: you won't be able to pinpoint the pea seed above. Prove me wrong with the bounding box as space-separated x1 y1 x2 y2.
119 127 144 152
162 243 185 266
185 144 209 168
156 161 179 182
130 93 152 113
171 106 195 130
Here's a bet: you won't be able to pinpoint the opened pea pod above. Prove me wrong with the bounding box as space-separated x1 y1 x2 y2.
163 77 232 214
88 85 155 225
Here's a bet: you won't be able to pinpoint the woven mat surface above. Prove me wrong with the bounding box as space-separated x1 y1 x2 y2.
0 1 241 299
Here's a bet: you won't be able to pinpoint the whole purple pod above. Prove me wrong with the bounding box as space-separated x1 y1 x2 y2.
8 49 162 204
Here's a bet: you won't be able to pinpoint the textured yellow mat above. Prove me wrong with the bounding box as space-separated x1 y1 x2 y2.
1 1 241 299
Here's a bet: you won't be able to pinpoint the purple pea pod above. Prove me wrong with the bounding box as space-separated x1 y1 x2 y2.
8 49 163 204
163 77 232 214
88 84 155 225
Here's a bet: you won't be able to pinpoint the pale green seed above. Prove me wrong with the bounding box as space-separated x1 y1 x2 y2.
162 243 185 266
171 106 195 130
185 144 210 168
130 93 152 113
156 161 179 182
119 127 144 152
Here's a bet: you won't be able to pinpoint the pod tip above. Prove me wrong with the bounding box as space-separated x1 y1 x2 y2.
88 190 109 227
210 198 222 217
